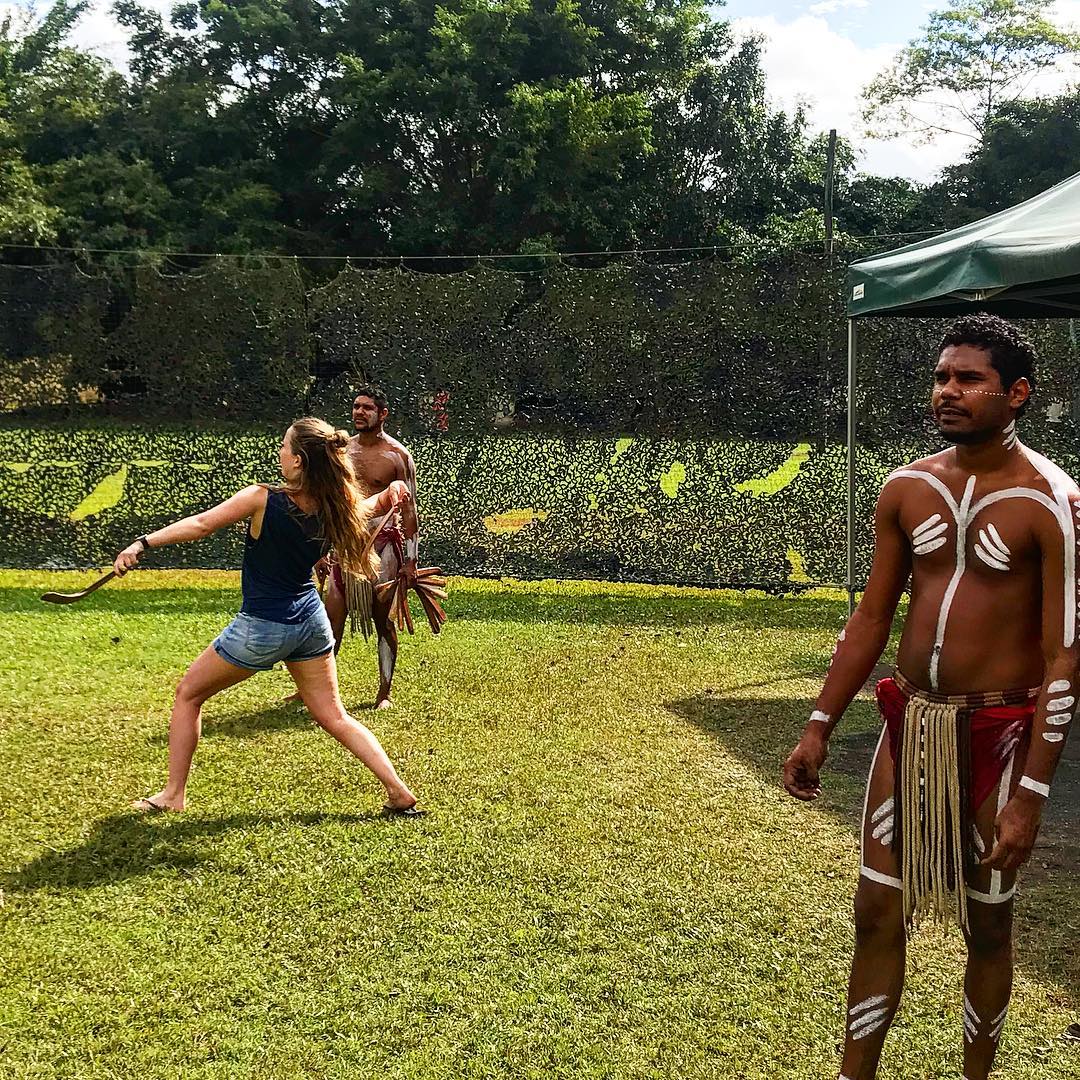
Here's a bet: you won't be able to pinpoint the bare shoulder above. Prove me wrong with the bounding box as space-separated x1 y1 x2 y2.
382 433 415 470
883 449 952 488
1021 447 1080 500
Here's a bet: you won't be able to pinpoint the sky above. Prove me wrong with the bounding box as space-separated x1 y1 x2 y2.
7 0 1080 184
716 0 1080 181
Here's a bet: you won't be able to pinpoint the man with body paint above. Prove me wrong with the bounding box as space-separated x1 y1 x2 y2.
783 314 1079 1080
315 385 421 710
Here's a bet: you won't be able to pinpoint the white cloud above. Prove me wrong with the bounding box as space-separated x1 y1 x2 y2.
733 11 1079 184
1051 0 1080 27
807 0 868 16
4 0 176 70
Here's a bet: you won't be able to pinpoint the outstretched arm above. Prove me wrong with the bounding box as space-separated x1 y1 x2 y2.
783 480 912 800
983 495 1080 871
113 486 267 574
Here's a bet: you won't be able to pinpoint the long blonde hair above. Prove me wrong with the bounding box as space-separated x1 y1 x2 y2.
285 417 379 580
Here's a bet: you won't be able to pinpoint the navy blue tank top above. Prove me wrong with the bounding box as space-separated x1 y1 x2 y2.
240 489 329 623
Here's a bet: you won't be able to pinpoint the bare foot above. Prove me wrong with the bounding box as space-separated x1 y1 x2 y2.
131 791 183 813
384 786 419 814
283 691 304 705
375 696 393 710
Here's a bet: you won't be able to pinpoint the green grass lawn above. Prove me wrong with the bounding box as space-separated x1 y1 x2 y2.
1 572 1077 1079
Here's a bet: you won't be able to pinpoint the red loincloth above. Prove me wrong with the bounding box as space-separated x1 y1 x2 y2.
331 520 405 591
875 676 1036 813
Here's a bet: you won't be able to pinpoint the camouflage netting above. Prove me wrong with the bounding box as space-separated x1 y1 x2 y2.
1 255 1078 587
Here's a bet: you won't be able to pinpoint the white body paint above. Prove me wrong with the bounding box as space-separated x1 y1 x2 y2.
1002 420 1018 450
963 996 979 1043
860 727 903 891
964 998 1008 1044
990 750 1015 900
810 710 831 724
989 1003 1008 1040
968 753 1020 904
871 796 894 846
1047 679 1071 693
888 446 1078 689
974 523 1011 571
992 728 1020 762
912 513 949 555
1047 696 1074 711
1019 776 1050 798
849 994 891 1040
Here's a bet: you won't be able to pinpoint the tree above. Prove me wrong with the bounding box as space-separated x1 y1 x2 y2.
108 0 829 255
1 0 857 257
0 6 76 245
1 0 182 252
862 0 1080 146
836 175 941 239
942 91 1080 218
640 35 818 248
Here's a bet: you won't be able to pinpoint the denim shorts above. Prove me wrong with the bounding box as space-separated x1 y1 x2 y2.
213 609 334 671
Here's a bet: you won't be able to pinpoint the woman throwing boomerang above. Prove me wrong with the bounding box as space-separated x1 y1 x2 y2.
113 417 421 817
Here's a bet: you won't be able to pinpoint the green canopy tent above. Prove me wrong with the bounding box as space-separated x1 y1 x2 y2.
843 169 1080 610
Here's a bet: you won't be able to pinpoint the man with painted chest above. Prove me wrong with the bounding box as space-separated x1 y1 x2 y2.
783 313 1079 1080
323 384 420 710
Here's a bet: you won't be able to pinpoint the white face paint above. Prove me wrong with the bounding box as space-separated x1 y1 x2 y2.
886 452 1079 689
849 994 891 1040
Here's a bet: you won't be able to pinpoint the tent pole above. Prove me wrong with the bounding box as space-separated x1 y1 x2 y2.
847 318 857 617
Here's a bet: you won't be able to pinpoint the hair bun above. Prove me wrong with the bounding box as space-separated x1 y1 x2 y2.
326 429 349 451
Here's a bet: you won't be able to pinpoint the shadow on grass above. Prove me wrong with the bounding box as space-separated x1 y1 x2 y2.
5 810 394 893
5 587 238 617
144 703 317 745
669 690 1080 1007
153 701 391 745
2 583 852 632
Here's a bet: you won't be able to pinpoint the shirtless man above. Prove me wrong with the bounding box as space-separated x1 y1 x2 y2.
783 314 1079 1080
326 385 420 709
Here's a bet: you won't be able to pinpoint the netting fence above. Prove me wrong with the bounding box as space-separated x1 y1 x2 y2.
2 252 1078 588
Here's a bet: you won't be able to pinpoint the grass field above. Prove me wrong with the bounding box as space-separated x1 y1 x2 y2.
1 572 1078 1079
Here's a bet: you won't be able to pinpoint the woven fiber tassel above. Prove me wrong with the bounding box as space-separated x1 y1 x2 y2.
345 570 375 641
899 698 969 933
